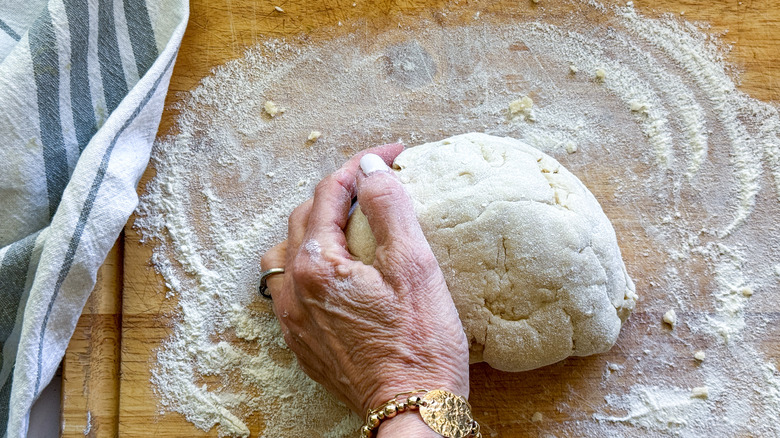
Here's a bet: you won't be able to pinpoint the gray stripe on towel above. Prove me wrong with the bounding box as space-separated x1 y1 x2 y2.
64 0 98 153
123 0 159 78
0 232 40 432
0 17 21 41
98 0 128 113
0 234 38 356
29 8 69 219
33 47 179 396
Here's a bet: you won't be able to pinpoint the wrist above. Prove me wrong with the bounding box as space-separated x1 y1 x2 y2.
376 412 440 438
362 388 479 438
363 383 469 416
360 366 469 415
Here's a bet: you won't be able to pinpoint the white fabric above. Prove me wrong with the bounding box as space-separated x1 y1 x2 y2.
0 0 188 435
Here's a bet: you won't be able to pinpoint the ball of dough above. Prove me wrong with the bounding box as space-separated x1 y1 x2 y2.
345 133 637 372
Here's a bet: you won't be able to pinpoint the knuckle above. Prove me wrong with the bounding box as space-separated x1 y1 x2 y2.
381 246 441 286
261 243 287 270
405 252 438 278
364 178 405 206
260 253 272 269
317 169 353 198
291 252 328 286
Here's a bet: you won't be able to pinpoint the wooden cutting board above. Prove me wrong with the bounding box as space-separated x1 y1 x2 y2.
62 0 780 436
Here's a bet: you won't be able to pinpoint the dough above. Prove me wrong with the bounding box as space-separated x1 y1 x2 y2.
663 309 677 327
345 133 637 372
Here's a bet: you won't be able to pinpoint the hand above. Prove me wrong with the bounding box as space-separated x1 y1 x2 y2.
261 144 470 434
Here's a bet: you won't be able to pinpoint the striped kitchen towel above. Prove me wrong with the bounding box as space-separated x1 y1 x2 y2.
0 0 188 435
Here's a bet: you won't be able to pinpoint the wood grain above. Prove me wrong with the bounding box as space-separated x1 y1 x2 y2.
62 236 122 438
63 0 780 436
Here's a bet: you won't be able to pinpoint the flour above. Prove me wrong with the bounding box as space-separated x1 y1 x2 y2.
83 411 91 436
303 239 322 259
135 1 780 436
593 385 699 430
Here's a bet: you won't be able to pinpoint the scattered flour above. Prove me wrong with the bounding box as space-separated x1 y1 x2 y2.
83 411 91 436
593 385 701 431
135 1 780 436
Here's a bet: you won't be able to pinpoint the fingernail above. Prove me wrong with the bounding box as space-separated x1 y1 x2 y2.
360 153 391 175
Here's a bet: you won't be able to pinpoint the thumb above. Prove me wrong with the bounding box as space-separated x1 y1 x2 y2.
355 153 429 257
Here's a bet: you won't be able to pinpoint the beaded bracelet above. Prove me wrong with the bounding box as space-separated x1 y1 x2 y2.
361 389 481 438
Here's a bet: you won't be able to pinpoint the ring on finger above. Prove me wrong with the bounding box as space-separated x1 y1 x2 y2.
259 268 285 299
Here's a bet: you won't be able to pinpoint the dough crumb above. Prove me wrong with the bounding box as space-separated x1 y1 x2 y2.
307 130 322 142
531 0 540 4
569 64 578 74
274 6 284 12
694 351 706 361
565 141 578 154
691 387 709 399
508 95 534 121
595 68 606 81
663 309 677 328
738 286 753 297
630 100 649 114
531 412 543 422
263 100 284 117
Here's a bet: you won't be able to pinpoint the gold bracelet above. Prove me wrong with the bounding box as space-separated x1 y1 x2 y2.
361 389 481 438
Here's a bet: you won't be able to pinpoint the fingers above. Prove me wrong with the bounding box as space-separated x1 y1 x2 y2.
265 144 404 300
355 154 428 251
357 143 404 170
261 241 288 298
288 198 313 251
301 168 356 258
356 153 444 288
303 143 404 259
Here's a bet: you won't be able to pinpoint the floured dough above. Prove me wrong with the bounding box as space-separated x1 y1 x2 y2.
345 133 637 372
663 309 677 327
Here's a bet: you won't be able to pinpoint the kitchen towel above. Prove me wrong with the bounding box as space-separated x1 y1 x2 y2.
0 0 188 435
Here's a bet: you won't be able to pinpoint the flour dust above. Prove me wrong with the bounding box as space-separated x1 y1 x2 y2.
135 1 780 436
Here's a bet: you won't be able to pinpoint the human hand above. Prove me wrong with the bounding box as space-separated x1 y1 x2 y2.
261 144 470 435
